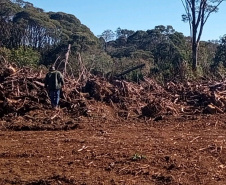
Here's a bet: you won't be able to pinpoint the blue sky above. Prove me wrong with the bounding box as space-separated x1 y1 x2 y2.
27 0 226 41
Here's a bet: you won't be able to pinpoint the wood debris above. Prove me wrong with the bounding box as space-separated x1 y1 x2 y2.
0 59 226 130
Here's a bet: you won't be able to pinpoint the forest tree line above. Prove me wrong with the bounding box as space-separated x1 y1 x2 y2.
0 0 226 84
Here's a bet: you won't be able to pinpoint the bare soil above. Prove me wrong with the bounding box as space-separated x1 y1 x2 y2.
1 65 226 184
0 109 226 185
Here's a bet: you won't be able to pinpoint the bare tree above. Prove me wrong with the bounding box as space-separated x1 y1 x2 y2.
99 29 115 42
98 29 115 51
181 0 225 71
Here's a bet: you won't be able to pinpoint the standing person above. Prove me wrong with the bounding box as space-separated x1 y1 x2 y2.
44 66 64 109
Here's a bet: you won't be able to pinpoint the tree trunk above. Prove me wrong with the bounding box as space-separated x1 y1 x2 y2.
104 42 107 52
192 42 198 71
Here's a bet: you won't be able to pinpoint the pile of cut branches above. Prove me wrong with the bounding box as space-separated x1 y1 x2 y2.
0 58 226 131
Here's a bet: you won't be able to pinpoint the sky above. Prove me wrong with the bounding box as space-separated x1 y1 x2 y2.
26 0 226 41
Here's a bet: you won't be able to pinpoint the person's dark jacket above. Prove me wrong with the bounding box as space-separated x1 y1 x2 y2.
44 70 64 90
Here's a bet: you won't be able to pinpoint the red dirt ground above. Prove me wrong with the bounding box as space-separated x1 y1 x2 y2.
0 110 226 185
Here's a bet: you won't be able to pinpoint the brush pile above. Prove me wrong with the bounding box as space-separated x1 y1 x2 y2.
0 57 226 130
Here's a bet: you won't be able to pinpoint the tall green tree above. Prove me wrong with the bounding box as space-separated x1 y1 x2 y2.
181 0 225 71
214 35 226 67
0 0 20 47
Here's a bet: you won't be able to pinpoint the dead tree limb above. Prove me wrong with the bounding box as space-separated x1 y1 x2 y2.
63 44 71 76
115 64 145 78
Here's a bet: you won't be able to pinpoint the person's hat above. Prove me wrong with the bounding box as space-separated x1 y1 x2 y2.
49 66 55 71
